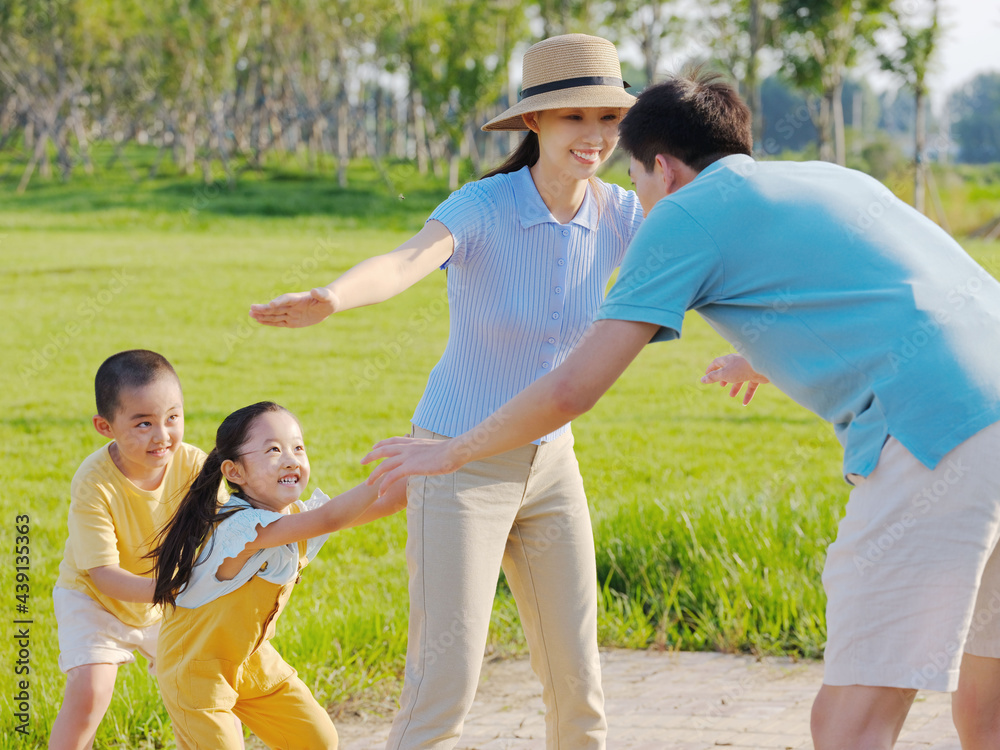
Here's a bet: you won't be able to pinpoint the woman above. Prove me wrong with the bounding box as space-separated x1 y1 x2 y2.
250 34 642 749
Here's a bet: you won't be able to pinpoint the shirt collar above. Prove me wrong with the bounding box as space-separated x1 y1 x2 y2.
511 165 599 231
693 153 756 183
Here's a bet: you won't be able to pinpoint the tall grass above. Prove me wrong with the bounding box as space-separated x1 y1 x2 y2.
1 154 996 747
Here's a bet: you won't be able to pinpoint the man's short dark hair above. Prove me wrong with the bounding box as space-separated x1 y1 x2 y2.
620 68 753 172
95 350 179 419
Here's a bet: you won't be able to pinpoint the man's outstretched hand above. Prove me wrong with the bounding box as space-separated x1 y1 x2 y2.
701 353 769 405
362 436 462 496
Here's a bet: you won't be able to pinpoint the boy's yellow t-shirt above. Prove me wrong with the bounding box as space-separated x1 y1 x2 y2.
55 442 207 629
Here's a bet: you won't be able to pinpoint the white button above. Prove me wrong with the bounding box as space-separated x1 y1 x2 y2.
557 259 565 266
547 337 555 344
542 362 550 369
554 287 562 294
561 229 569 236
551 312 559 320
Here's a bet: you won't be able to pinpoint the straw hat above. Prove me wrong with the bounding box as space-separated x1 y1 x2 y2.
482 34 634 132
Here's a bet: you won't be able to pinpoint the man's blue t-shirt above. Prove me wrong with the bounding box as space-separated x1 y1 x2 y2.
598 154 1000 477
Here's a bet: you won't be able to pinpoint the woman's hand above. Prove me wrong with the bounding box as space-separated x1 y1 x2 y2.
362 437 463 496
249 286 340 328
701 353 769 405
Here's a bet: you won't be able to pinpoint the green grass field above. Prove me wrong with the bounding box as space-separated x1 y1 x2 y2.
1 153 998 748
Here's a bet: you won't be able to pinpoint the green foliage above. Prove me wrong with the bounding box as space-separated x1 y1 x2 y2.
852 131 907 180
949 72 1000 164
877 0 939 96
403 0 525 146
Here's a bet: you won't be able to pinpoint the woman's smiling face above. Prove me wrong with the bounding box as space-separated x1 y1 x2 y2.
525 107 623 180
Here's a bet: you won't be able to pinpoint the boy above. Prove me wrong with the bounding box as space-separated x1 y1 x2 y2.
50 350 207 749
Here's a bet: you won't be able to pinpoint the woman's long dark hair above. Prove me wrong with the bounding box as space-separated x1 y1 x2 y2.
150 401 289 608
481 131 539 179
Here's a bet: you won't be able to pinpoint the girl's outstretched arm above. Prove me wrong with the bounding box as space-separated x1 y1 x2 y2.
214 479 405 581
249 220 454 328
243 480 384 552
341 477 407 529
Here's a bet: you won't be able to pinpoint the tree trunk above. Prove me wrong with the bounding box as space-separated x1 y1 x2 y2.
183 110 197 175
393 93 407 159
813 96 833 162
336 86 349 187
465 121 481 176
852 91 862 157
747 0 763 147
913 86 926 215
831 80 846 166
449 147 460 190
640 3 662 86
412 87 429 176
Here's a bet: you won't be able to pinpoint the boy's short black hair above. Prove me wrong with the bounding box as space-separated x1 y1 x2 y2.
95 350 180 420
619 68 753 173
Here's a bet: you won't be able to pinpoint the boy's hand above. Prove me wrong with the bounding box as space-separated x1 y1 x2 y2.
249 287 340 328
701 353 769 405
89 564 156 603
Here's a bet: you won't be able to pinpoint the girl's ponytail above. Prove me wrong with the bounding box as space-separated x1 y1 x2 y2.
151 448 235 607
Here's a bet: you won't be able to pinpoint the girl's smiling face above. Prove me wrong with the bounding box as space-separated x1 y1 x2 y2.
222 409 310 512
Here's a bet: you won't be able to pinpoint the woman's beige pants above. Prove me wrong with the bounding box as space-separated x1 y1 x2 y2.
386 427 606 749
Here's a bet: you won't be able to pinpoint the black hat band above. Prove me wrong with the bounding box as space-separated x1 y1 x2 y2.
520 76 629 101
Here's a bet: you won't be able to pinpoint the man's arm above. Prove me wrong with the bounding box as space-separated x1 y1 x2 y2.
363 319 658 491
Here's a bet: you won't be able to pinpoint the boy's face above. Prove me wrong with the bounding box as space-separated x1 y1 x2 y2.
93 375 185 485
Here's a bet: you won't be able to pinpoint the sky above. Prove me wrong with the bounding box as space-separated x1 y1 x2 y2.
928 0 1000 104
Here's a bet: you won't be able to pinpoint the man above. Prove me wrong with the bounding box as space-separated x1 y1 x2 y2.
365 71 1000 750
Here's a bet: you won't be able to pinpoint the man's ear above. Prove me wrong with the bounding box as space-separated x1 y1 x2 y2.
220 459 243 486
93 414 115 440
654 154 672 189
660 154 697 194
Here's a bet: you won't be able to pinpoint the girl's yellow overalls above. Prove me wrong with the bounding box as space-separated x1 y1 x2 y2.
157 539 338 749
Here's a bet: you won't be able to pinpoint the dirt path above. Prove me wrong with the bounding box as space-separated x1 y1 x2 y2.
332 649 961 749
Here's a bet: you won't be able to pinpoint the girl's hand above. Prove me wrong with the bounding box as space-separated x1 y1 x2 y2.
701 353 769 405
362 437 462 496
249 287 340 328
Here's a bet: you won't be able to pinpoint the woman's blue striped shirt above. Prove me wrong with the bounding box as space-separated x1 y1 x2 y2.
411 165 643 443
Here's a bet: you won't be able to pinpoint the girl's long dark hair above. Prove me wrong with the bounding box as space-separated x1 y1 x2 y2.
150 401 289 608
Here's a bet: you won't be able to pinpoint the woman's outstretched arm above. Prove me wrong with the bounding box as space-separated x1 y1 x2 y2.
249 220 454 328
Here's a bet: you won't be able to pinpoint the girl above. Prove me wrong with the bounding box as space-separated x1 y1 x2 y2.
250 34 642 749
150 401 404 749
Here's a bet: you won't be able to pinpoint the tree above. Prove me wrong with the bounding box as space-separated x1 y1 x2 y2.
949 72 1000 164
604 1 685 88
778 0 889 164
403 0 525 188
879 0 940 213
695 0 782 148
